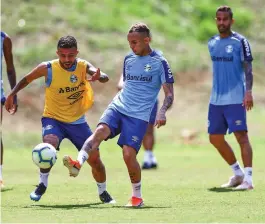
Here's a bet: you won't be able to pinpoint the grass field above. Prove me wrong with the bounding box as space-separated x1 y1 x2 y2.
1 117 265 223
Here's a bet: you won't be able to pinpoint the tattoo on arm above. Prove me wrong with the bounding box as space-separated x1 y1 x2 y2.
86 62 109 83
10 77 30 96
7 70 17 89
160 83 174 114
244 61 253 91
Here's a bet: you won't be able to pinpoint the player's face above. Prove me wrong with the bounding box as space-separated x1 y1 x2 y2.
57 47 79 69
215 11 234 34
127 32 150 55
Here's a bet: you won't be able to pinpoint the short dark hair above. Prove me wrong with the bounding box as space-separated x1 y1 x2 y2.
128 22 151 37
57 35 77 49
216 6 233 19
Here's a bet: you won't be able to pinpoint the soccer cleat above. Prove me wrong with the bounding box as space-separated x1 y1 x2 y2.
234 181 254 191
125 196 144 207
0 180 4 190
30 183 47 201
142 162 158 170
221 175 244 188
63 155 81 177
99 190 116 204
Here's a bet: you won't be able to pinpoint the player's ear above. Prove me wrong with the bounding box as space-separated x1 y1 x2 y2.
56 50 59 56
144 36 151 44
231 18 235 25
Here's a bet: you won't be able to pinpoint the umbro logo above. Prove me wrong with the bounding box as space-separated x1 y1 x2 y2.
67 90 84 100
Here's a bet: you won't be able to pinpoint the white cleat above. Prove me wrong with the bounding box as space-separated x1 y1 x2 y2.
234 181 254 191
221 175 244 188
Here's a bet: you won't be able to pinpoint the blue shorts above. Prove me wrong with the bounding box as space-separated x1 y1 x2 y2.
1 97 6 106
99 107 148 152
42 117 93 151
149 100 158 125
208 104 247 134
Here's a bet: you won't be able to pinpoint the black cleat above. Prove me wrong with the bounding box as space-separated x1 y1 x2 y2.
99 190 116 204
30 183 47 201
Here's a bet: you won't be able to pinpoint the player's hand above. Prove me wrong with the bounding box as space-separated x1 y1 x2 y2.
87 68 101 82
5 94 18 115
155 112 166 128
243 91 253 111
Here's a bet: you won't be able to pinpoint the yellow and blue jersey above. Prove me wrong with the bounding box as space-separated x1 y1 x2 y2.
43 58 94 123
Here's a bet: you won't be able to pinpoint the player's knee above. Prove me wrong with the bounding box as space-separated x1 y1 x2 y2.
43 134 59 149
209 135 225 146
94 124 110 141
87 150 101 166
234 131 249 145
122 146 137 165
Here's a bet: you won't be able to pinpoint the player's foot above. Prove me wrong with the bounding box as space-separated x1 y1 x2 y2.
221 175 244 188
30 183 47 201
63 155 81 177
125 196 144 207
0 180 4 190
142 162 157 170
234 181 254 191
99 190 116 204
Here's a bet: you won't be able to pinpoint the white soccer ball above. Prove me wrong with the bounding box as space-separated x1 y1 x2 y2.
32 143 57 169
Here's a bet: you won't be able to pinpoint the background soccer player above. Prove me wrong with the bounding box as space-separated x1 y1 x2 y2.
0 31 17 189
117 74 158 170
63 23 174 207
5 36 115 203
207 6 254 190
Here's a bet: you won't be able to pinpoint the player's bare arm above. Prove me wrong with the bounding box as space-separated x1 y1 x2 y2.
5 63 47 113
3 35 17 91
86 61 109 83
156 83 174 128
117 74 124 91
243 61 253 111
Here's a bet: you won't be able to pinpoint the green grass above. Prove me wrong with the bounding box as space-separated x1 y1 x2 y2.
1 130 265 223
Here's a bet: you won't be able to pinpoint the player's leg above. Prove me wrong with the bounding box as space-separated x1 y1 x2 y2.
225 104 253 190
30 117 63 201
0 103 4 188
208 104 244 187
63 122 115 203
142 100 158 169
118 115 148 207
63 107 120 177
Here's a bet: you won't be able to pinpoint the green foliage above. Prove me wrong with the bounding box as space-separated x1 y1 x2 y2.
0 0 263 77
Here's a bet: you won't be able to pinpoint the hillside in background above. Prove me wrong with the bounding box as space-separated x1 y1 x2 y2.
1 0 265 132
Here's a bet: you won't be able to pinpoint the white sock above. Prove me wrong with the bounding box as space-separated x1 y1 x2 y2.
132 182 142 198
77 150 89 166
39 172 50 187
143 150 151 165
230 161 244 176
244 167 253 183
97 181 106 195
0 165 2 180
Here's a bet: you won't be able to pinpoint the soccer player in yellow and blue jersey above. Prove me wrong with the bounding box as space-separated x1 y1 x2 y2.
0 31 17 189
5 36 115 202
63 23 174 207
208 6 254 190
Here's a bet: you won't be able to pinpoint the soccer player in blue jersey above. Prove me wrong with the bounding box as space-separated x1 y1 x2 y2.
63 22 174 206
117 74 158 169
208 6 254 190
0 31 17 189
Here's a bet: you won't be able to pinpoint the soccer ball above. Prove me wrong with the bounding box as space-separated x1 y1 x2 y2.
32 143 57 169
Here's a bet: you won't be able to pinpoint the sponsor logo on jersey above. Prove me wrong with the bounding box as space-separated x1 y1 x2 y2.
58 81 85 93
211 56 233 62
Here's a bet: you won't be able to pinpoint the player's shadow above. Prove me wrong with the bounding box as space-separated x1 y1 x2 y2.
30 202 103 210
30 204 170 210
208 187 235 193
1 187 14 192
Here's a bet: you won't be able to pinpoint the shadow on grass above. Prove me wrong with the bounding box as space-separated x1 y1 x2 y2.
1 187 14 192
208 187 235 193
26 203 170 210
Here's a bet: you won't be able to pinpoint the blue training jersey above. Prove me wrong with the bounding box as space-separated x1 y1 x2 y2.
208 31 253 105
109 50 174 122
1 31 6 100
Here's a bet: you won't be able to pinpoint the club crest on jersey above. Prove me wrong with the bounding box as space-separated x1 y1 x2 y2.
225 45 233 53
70 74 78 83
144 64 152 72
